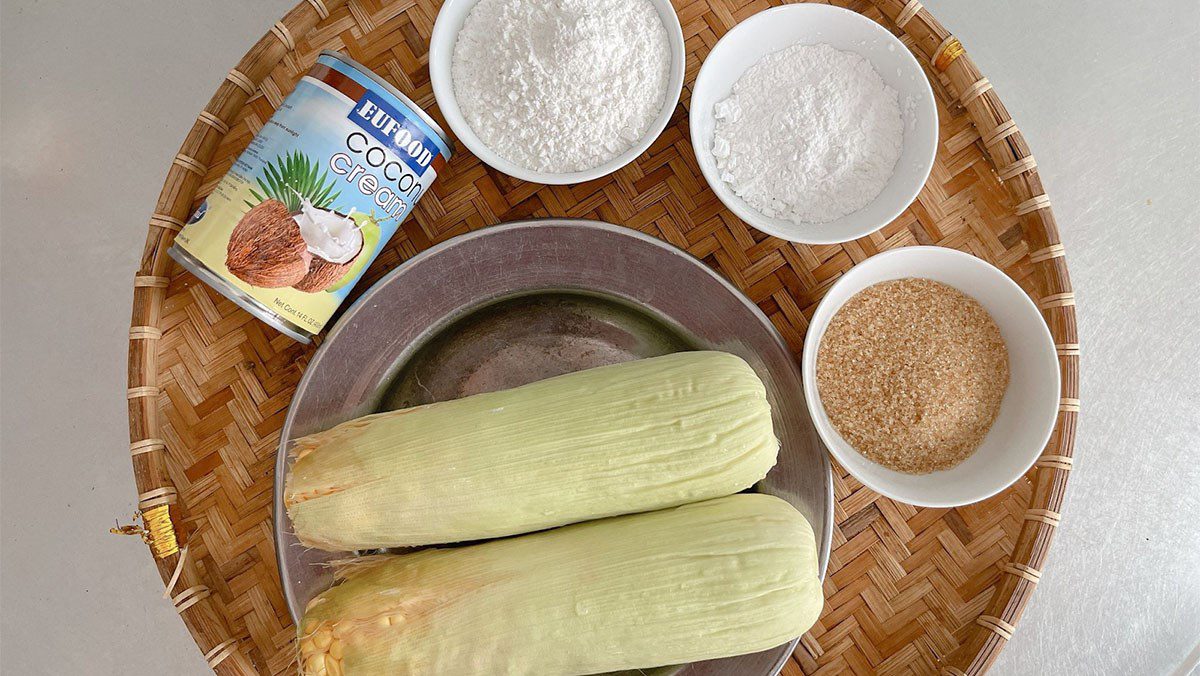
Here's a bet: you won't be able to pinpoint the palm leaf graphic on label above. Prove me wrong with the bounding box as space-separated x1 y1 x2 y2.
246 150 340 213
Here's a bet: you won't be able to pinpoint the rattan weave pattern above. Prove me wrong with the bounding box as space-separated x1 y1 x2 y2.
126 1 1079 673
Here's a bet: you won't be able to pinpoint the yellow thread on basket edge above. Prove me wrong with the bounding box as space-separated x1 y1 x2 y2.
143 504 179 558
934 37 964 71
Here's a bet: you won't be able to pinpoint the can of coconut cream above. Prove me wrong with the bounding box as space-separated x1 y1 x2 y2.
168 51 452 343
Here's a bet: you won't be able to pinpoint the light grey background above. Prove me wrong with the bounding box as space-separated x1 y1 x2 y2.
1 1 1197 674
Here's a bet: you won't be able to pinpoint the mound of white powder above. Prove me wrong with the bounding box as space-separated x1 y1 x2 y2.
713 43 904 225
452 0 671 174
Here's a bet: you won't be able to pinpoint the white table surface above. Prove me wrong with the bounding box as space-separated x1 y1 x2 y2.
1 1 1197 674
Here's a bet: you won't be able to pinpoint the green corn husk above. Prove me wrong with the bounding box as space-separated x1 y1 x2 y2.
298 494 822 676
285 351 779 551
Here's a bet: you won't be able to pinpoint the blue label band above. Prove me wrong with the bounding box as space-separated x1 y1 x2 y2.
348 90 440 176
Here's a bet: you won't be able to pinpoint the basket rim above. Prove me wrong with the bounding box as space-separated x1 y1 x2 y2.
125 1 1079 673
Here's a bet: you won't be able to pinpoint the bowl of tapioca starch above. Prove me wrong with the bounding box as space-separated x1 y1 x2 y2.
690 4 939 244
429 0 686 184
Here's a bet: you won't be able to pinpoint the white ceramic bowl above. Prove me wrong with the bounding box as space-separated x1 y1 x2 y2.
690 4 938 244
802 247 1060 507
429 0 685 185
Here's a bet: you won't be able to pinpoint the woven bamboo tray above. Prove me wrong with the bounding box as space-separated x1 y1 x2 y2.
126 0 1079 673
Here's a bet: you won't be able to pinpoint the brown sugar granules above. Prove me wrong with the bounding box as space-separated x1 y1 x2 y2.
816 278 1009 474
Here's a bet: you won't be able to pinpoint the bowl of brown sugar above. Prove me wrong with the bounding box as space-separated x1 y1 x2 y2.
802 247 1060 507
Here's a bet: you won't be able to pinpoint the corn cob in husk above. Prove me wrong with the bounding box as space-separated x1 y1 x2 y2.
298 493 822 675
285 351 779 551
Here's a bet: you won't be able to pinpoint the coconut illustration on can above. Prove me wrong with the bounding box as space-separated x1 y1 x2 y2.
168 51 452 343
291 203 366 293
225 196 371 293
225 199 312 288
224 150 370 293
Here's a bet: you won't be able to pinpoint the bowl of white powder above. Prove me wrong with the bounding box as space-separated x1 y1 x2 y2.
430 0 685 185
690 4 937 244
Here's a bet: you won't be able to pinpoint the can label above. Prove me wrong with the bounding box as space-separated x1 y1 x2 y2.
171 53 450 338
